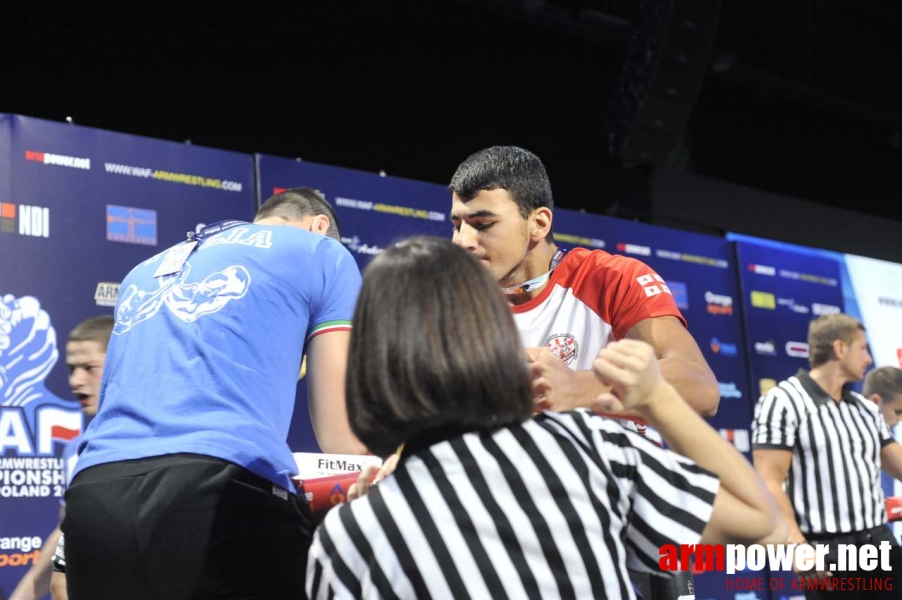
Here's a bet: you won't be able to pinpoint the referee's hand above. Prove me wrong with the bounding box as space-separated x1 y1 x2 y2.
346 453 400 502
591 340 666 415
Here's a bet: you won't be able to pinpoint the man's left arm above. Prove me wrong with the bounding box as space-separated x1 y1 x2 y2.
528 316 718 417
880 441 902 481
624 316 720 417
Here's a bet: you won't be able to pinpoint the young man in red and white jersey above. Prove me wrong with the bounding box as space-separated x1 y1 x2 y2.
449 145 719 426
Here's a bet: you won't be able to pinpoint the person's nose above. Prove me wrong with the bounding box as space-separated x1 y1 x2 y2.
455 222 479 252
70 368 84 390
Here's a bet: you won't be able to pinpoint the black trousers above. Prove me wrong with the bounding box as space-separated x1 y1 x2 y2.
801 525 902 600
62 454 312 600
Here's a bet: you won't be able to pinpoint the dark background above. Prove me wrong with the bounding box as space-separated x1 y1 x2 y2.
3 0 901 224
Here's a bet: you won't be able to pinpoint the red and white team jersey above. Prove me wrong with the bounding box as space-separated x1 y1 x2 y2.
512 247 686 367
512 248 686 436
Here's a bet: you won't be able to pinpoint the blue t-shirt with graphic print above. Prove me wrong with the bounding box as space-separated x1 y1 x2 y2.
73 223 361 490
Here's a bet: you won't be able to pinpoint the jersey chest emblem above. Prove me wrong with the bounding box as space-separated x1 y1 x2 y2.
544 333 579 365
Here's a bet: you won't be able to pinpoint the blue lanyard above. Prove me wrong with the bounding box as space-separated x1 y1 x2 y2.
186 220 248 243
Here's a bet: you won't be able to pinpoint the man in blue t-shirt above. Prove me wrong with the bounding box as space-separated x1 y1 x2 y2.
61 188 364 600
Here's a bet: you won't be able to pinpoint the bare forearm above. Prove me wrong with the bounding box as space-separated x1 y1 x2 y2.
50 570 69 600
658 356 719 417
10 527 60 600
763 479 806 544
881 442 902 481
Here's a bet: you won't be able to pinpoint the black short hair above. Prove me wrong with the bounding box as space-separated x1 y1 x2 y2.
449 146 555 241
346 236 533 456
863 366 902 400
254 187 341 240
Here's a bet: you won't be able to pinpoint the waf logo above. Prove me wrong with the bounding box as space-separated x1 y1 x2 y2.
0 203 50 238
544 334 579 366
635 274 672 298
0 294 82 457
1 407 81 455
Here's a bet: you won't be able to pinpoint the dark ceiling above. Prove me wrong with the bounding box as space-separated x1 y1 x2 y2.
4 0 901 224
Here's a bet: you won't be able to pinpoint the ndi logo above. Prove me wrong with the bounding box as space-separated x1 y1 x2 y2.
0 203 50 238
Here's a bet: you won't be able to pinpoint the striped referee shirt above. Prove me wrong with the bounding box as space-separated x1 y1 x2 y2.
307 409 719 600
752 369 893 535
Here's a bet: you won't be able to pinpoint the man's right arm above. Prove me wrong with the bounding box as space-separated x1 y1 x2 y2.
306 330 367 455
752 449 805 544
753 449 832 578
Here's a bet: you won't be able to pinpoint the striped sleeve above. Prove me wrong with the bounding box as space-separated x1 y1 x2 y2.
752 384 799 450
564 411 719 574
306 239 362 342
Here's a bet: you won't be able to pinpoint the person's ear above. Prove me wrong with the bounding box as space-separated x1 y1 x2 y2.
832 339 846 360
871 393 884 407
529 207 553 242
311 215 330 236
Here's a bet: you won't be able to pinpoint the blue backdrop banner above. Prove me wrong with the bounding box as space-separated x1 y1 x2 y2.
0 114 255 597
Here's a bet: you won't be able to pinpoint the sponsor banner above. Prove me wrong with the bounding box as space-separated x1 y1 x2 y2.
751 291 776 309
719 428 750 452
106 204 158 246
785 341 809 358
706 291 734 315
667 280 689 310
735 240 844 394
555 231 604 249
0 203 50 238
711 338 738 357
754 340 778 356
719 381 743 400
616 242 651 256
104 162 243 193
94 282 120 307
24 150 91 170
